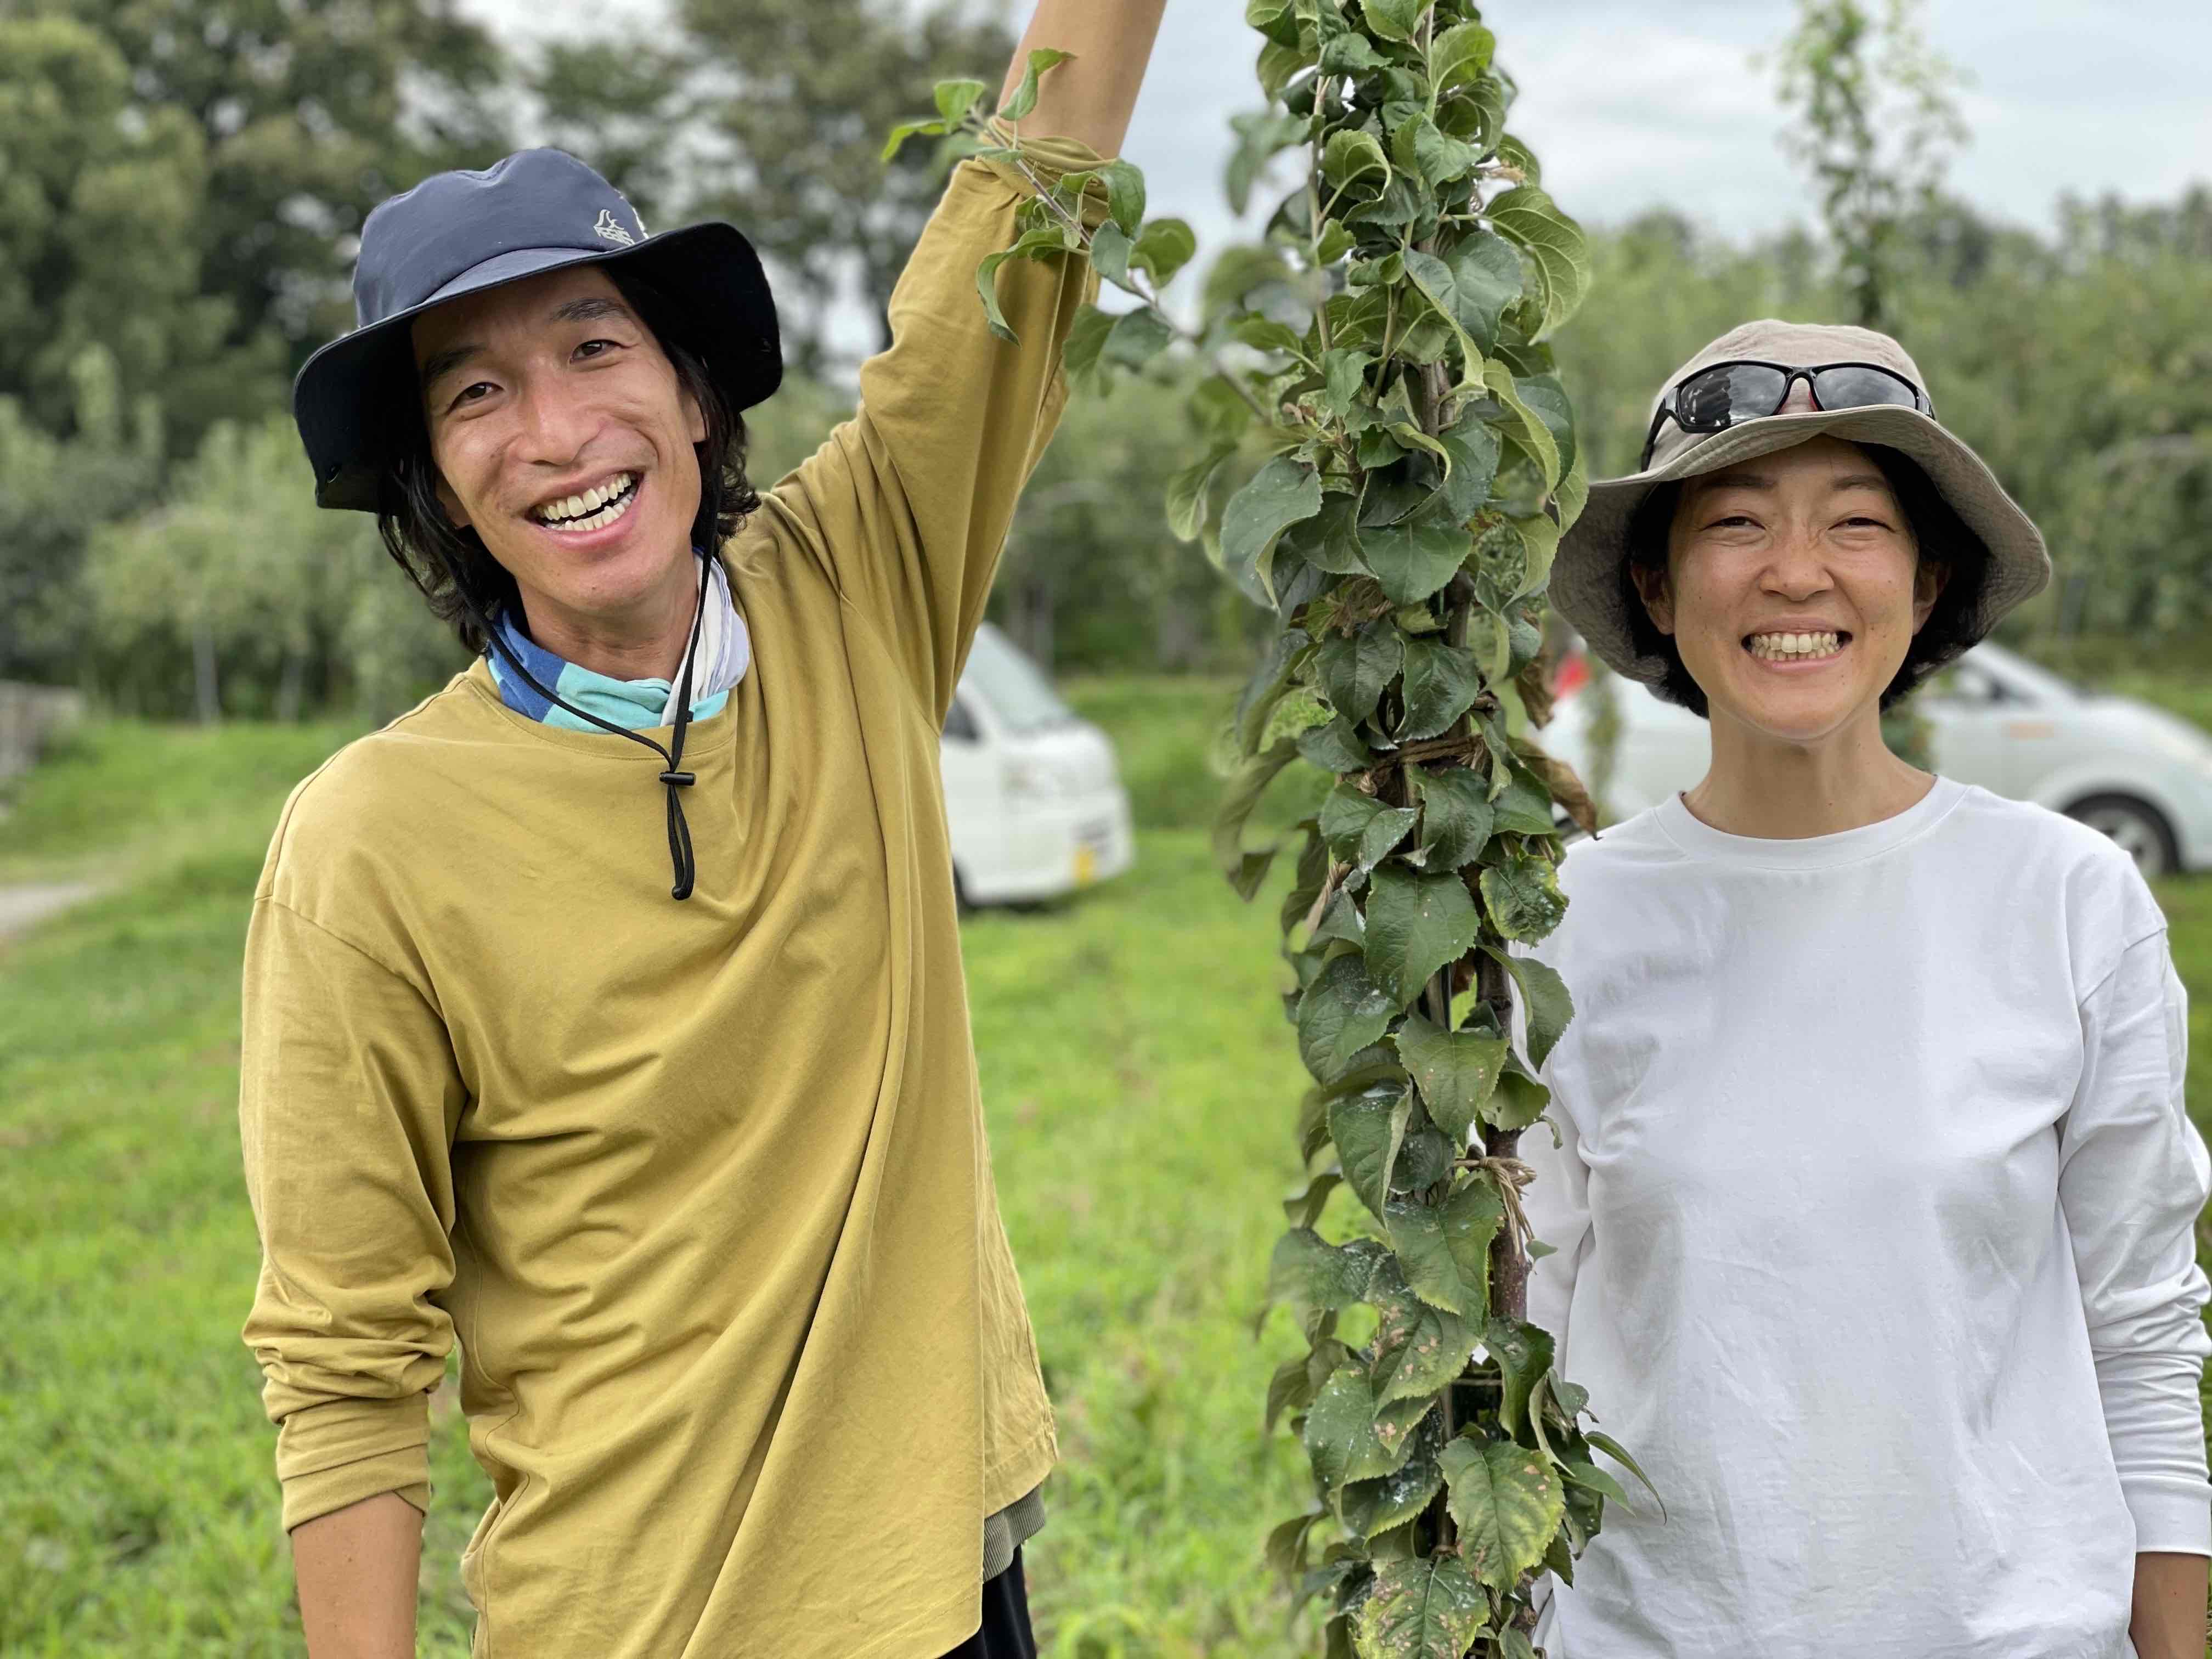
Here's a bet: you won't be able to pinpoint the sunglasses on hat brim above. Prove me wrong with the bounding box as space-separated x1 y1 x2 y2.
1639 359 1934 471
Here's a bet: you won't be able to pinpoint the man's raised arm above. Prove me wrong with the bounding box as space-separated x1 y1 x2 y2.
764 1 1166 719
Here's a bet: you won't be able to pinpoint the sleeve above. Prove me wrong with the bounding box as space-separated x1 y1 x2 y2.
236 896 467 1533
761 126 1107 721
1507 967 1594 1363
2059 925 2212 1556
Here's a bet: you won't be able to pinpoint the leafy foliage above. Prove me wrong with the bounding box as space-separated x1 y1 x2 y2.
894 7 1650 1650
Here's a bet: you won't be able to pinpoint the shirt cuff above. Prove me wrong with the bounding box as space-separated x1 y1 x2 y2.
979 120 1113 230
2124 1475 2212 1556
275 1391 433 1533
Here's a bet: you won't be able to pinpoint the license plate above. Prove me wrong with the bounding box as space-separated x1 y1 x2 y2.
1073 845 1097 885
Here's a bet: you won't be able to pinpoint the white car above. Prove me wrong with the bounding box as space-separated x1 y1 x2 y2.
940 623 1137 905
1543 637 2212 878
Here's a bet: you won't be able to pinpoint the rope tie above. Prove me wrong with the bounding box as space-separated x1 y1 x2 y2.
1474 1154 1537 1252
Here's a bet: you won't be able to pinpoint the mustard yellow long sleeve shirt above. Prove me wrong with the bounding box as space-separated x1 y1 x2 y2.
238 141 1101 1659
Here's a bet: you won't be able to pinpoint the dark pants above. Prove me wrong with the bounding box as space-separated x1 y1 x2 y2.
936 1548 1037 1659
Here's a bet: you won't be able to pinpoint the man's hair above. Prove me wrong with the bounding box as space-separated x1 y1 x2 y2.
375 263 761 654
1617 443 1992 719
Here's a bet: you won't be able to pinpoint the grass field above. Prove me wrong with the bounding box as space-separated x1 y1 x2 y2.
2 682 2210 1656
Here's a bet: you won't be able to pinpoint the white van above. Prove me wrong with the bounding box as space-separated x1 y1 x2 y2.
940 623 1137 905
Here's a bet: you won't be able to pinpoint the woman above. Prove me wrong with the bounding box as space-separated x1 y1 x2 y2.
1521 319 2212 1659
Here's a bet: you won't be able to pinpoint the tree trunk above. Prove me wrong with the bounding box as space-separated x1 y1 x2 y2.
192 620 221 726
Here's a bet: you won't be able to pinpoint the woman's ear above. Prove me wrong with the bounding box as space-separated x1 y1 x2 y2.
1629 562 1675 637
1912 559 1949 632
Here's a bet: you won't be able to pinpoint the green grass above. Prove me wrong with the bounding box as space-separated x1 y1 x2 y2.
2 693 2209 1656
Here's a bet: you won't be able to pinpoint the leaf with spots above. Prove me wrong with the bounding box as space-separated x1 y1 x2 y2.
1479 853 1567 943
1298 953 1401 1082
1441 1435 1566 1592
1364 866 1481 1008
1355 1554 1491 1659
1369 1256 1482 1406
1385 1177 1504 1317
1329 1081 1415 1221
1393 1010 1509 1144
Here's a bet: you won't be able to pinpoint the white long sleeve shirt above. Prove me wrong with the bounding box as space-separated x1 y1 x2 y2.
1514 774 2211 1659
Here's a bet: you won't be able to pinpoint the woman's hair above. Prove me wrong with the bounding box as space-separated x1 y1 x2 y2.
1617 443 1993 718
374 263 761 654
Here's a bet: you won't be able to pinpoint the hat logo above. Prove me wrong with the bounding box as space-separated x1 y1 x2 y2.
593 208 636 248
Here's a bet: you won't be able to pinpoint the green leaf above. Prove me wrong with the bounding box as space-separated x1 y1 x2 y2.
933 78 989 123
1259 37 1313 100
1232 314 1310 356
1338 1410 1446 1539
1444 232 1525 357
1430 21 1496 88
1369 1262 1481 1406
1213 737 1301 894
1062 303 1115 391
1283 494 1368 577
1165 442 1239 543
1297 714 1373 775
1356 1555 1489 1659
1486 184 1592 336
1304 1366 1420 1494
1436 411 1503 523
1485 1063 1550 1132
1314 622 1403 727
1559 1457 1630 1507
1585 1429 1668 1517
1504 512 1564 601
1270 1227 1386 1317
1330 1083 1414 1223
1098 158 1146 236
1441 1436 1566 1592
973 250 1018 341
1282 1168 1344 1228
998 46 1076 122
1298 956 1401 1084
1490 764 1559 835
1398 116 1479 188
1318 783 1418 874
1359 507 1466 605
1319 31 1392 75
1101 306 1176 369
881 117 949 162
1485 1316 1555 1438
1385 1178 1504 1316
1321 128 1391 189
1412 768 1494 872
1398 250 1482 372
1363 866 1480 1009
1130 216 1197 285
1481 944 1573 1071
1510 370 1578 484
1221 456 1323 602
1393 1011 1508 1144
1396 637 1482 741
1233 626 1311 753
1227 110 1311 215
1480 360 1561 488
1316 218 1356 266
1478 853 1567 943
1358 0 1425 44
1320 349 1373 419
1087 221 1138 292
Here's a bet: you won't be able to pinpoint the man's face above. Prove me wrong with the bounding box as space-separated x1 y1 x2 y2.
1632 435 1946 747
411 263 705 633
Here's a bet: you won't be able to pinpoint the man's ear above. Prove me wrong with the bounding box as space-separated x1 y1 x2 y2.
435 474 472 533
1629 562 1675 637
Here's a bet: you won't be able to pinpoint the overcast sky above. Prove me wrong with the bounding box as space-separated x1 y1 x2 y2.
461 0 2211 347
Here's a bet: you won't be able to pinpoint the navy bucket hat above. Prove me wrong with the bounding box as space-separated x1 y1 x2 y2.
292 147 782 512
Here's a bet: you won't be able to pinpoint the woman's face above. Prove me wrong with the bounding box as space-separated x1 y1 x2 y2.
1631 436 1946 747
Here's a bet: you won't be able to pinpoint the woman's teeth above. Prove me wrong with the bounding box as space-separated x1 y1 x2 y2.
1747 630 1844 662
533 473 639 531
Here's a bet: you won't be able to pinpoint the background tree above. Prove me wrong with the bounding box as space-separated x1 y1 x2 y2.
1771 0 1965 334
537 0 1017 374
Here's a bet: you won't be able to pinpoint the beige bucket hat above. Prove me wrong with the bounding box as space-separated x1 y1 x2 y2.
1550 319 2052 687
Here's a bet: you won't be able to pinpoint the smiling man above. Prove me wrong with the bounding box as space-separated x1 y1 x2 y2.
235 7 1165 1657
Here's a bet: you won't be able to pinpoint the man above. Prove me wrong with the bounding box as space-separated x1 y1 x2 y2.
236 7 1166 1656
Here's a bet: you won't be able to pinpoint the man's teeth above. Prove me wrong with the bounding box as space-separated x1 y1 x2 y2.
1748 630 1844 660
534 473 637 528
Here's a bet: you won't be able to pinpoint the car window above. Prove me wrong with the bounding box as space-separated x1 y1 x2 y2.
943 695 981 743
961 625 1077 735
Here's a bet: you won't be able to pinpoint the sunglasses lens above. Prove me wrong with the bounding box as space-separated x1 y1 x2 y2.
1809 365 1920 412
1679 363 1787 430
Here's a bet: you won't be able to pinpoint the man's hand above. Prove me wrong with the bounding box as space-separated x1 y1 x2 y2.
997 0 1169 159
2131 1550 2209 1659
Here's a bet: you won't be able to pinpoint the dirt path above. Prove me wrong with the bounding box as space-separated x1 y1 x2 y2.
0 881 99 946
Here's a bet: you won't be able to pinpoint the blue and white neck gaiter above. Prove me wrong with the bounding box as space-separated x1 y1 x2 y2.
487 550 750 732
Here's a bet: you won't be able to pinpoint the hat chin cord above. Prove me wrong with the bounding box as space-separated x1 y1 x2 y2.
432 544 710 901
